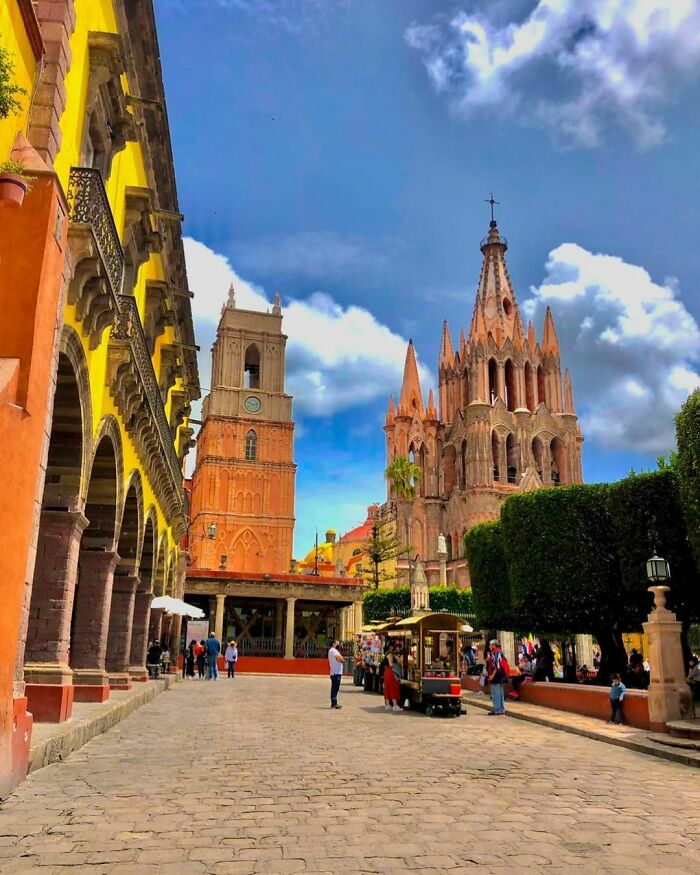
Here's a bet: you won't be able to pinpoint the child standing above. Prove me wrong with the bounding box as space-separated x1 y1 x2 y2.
608 673 626 724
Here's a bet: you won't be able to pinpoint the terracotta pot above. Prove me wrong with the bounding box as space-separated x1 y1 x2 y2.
0 173 29 208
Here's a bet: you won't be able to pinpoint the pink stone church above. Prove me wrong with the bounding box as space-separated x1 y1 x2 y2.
384 218 583 587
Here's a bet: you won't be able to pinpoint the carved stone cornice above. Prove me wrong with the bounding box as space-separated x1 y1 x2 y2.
122 187 162 293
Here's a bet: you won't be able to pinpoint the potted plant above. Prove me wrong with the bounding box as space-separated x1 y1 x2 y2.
0 160 31 208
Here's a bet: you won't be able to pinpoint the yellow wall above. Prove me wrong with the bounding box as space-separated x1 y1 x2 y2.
0 0 37 159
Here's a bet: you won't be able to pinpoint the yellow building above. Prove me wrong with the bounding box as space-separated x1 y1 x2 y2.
0 0 198 791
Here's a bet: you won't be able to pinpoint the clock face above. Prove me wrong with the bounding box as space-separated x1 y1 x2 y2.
244 395 261 414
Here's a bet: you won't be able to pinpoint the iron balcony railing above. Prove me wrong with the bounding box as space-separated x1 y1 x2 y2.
113 295 183 500
237 637 284 657
66 167 124 299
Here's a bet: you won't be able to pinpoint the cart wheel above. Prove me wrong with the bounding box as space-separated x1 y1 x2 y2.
425 705 434 717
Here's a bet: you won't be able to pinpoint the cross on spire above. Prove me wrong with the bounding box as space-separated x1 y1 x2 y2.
484 192 500 223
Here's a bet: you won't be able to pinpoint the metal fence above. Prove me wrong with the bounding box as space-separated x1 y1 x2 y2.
237 637 284 657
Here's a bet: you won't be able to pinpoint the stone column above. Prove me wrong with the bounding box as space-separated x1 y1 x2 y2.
437 549 448 586
214 593 225 643
105 573 139 689
284 597 296 659
208 596 217 633
160 613 173 648
575 634 594 669
148 607 163 645
643 585 695 732
23 510 89 722
274 601 284 643
71 550 120 702
169 615 183 673
498 631 517 668
129 590 152 681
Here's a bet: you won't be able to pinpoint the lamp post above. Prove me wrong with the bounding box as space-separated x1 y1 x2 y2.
646 552 670 584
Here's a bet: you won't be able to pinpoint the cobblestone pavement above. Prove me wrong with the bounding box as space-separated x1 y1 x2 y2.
3 676 700 874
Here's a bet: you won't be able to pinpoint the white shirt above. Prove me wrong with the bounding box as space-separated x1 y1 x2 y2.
328 647 343 675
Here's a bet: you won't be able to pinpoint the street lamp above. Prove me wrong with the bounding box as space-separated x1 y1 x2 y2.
207 522 217 539
646 552 670 583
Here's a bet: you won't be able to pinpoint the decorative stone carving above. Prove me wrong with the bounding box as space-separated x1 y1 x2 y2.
122 187 162 294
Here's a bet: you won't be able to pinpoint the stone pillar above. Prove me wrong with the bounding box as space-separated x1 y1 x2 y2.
575 634 594 669
214 593 225 643
208 596 217 633
169 615 183 673
148 607 163 645
71 550 120 702
160 613 173 648
643 585 695 732
23 510 89 722
274 601 284 642
105 574 139 690
129 590 152 681
498 631 517 668
284 597 296 659
437 550 448 586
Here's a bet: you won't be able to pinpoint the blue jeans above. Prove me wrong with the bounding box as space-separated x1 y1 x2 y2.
490 681 505 714
208 657 219 679
330 673 342 706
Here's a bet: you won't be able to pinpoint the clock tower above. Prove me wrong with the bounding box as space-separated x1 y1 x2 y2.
188 286 296 573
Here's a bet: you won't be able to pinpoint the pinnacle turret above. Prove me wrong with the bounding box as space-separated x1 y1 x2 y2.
439 320 455 368
541 306 560 355
397 340 425 418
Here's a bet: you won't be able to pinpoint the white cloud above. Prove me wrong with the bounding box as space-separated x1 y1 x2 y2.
234 230 402 283
524 243 700 453
184 237 432 417
406 0 700 148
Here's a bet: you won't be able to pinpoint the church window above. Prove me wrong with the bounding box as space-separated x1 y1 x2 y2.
525 362 535 412
491 430 500 482
460 440 467 490
537 365 546 408
551 437 566 485
244 344 261 389
443 445 456 497
245 429 257 461
488 358 498 404
506 433 518 483
446 534 453 562
503 297 513 317
352 548 362 556
532 437 544 477
504 359 516 412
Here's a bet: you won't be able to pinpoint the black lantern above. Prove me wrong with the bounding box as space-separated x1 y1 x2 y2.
207 522 217 539
646 553 670 583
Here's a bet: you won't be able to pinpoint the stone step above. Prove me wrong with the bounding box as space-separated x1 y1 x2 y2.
666 718 700 740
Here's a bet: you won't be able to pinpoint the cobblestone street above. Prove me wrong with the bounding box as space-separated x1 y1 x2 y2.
3 676 700 874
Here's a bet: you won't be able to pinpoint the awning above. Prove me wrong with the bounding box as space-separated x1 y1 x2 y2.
151 595 205 618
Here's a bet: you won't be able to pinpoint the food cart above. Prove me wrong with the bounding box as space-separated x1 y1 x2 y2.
389 613 468 717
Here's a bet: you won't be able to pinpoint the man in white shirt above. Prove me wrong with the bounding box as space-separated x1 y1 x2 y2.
328 640 344 709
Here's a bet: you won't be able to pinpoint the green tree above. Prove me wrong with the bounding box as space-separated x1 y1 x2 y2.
0 47 28 119
385 455 422 500
361 512 410 590
676 390 700 569
362 586 474 623
608 468 700 656
464 521 513 630
500 484 629 680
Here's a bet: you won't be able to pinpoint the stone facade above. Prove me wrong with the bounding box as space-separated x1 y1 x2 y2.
188 288 296 574
385 221 583 587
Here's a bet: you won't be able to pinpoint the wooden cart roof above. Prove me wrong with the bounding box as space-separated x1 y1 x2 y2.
389 612 471 630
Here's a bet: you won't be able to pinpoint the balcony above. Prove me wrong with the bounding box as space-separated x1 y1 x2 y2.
66 167 124 299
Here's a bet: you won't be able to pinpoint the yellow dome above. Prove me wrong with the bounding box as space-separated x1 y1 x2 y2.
301 542 334 566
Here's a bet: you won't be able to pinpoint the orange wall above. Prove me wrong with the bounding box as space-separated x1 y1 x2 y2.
0 174 67 795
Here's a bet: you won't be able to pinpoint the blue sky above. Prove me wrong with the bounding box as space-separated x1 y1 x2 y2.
155 0 700 556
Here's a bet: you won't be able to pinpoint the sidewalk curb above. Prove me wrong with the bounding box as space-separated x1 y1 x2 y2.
27 675 179 775
462 692 700 769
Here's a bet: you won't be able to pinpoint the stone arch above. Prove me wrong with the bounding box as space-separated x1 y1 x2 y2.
524 361 535 412
82 428 121 551
128 508 157 679
244 343 261 388
443 445 456 498
506 433 518 484
232 528 262 572
153 533 169 597
532 435 545 478
504 359 517 412
550 436 567 485
488 358 498 403
139 508 158 591
445 533 453 562
411 517 424 559
116 470 144 573
245 429 257 461
537 365 546 407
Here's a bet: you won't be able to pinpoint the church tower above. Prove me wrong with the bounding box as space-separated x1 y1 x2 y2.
384 216 583 587
189 287 296 573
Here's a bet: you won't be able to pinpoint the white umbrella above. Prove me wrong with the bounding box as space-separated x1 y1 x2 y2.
151 595 205 618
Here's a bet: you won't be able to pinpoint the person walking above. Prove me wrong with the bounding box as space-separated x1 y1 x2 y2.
608 673 626 724
487 639 509 716
328 639 344 709
195 639 206 679
185 640 196 678
224 640 238 678
146 640 162 679
206 631 221 680
534 639 555 682
382 647 402 712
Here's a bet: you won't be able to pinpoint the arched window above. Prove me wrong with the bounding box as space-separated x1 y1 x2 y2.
504 359 516 411
244 344 261 389
524 362 534 412
462 369 470 407
550 437 567 485
488 359 498 404
245 430 257 461
537 365 546 408
446 534 453 562
532 437 544 477
443 445 456 497
506 433 518 483
460 439 467 490
491 430 500 482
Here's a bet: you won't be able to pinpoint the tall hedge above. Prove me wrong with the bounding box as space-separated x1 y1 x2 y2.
362 586 473 623
608 468 700 630
500 484 628 676
464 521 512 630
676 390 700 568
